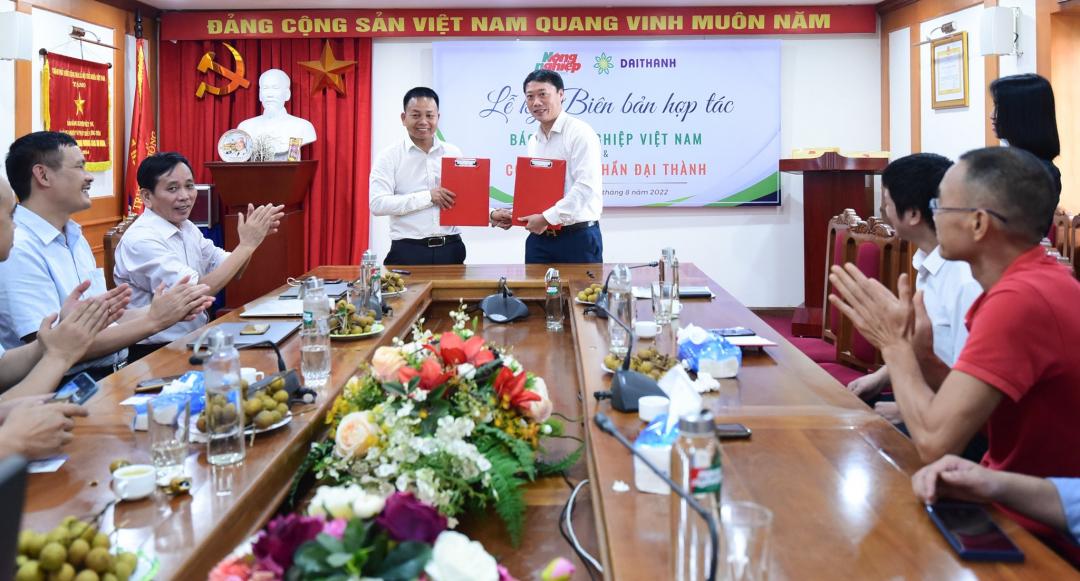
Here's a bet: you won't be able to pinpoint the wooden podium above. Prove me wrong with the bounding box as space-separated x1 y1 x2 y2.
780 152 887 336
206 160 317 308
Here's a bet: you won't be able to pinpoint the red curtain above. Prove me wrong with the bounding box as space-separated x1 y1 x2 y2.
158 38 372 268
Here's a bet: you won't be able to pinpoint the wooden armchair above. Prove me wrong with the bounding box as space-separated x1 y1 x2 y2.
836 220 901 372
821 209 860 344
103 215 136 289
1052 208 1073 262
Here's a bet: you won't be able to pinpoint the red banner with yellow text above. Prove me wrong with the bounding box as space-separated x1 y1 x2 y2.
162 7 876 40
42 52 111 172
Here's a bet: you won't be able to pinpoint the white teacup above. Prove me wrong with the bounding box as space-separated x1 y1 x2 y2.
638 395 670 423
111 464 156 501
634 320 660 340
241 367 264 385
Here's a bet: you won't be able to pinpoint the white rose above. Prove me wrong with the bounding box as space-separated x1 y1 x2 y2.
524 377 553 422
456 363 477 380
335 411 379 459
424 531 498 581
308 484 360 519
351 490 387 519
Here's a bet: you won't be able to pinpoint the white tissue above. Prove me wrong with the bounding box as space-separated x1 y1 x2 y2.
693 372 721 393
677 324 710 345
658 366 704 432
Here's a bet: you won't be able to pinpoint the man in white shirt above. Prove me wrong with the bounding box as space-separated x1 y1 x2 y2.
0 132 214 381
492 70 603 264
846 153 984 424
114 152 284 360
370 87 466 265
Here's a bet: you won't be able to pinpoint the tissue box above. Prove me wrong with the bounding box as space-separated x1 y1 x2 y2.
132 371 205 431
678 327 741 378
633 414 679 495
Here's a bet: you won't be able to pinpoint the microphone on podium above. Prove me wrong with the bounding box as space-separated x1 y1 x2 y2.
588 261 659 319
594 412 719 581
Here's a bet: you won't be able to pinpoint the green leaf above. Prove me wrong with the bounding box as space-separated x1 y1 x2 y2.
316 532 345 554
289 441 334 506
326 552 352 568
372 542 433 580
537 442 585 476
382 381 408 398
343 519 372 553
361 532 390 575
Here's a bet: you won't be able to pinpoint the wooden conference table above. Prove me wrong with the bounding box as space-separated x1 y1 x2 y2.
21 264 1078 580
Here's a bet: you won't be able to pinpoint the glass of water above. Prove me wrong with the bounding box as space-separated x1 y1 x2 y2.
301 326 332 388
148 394 190 486
651 282 674 326
721 502 773 581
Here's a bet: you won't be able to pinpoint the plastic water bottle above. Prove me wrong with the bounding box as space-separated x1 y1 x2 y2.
545 268 563 331
607 264 634 357
301 277 331 388
671 411 722 581
203 329 245 466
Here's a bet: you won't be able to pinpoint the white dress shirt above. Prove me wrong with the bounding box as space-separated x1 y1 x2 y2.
369 136 463 241
913 246 984 365
526 112 603 226
0 206 126 372
114 209 229 344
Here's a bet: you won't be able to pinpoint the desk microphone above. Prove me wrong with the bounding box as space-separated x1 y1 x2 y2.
589 261 659 319
594 412 719 581
591 303 665 412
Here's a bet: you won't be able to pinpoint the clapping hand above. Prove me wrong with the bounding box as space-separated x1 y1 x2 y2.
828 266 914 350
38 296 113 366
60 280 131 326
149 275 214 327
238 203 285 249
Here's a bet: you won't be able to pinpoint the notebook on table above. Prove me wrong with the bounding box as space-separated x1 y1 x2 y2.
184 321 302 348
277 282 350 300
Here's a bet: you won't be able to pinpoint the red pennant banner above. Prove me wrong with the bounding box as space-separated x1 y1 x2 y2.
42 52 112 172
126 39 157 214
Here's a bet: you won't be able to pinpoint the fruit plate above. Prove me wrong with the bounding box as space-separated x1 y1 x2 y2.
601 361 616 374
574 297 597 306
330 323 385 340
189 412 292 443
381 287 408 297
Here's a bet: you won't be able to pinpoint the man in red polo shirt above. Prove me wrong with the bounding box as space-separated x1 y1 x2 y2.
829 145 1080 468
827 146 1080 557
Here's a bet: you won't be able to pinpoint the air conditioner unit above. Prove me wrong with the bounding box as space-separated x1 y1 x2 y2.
980 6 1018 56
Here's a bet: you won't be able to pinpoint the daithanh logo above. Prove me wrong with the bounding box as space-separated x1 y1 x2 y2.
535 52 582 73
594 52 615 75
620 57 677 69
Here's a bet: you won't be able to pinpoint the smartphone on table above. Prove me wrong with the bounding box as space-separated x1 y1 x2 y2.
715 423 752 439
926 502 1025 562
52 372 99 405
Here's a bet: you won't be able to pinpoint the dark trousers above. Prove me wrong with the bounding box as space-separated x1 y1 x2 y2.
525 223 603 264
127 343 165 364
384 236 466 266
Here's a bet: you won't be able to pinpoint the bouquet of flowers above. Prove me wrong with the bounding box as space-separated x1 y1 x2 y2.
299 305 581 546
211 486 518 581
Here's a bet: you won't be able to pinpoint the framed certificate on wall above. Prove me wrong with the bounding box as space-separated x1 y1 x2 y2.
931 32 969 109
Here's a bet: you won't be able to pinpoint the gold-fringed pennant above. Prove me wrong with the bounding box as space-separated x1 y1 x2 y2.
41 51 112 172
298 41 356 96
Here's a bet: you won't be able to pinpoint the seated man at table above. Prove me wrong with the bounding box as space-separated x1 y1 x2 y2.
914 455 1080 565
0 132 214 381
114 152 284 361
370 87 466 265
845 154 983 424
829 148 1080 515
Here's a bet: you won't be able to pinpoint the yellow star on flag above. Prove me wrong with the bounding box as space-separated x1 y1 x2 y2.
74 93 86 116
298 41 356 96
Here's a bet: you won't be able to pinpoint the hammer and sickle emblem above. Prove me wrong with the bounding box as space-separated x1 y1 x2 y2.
195 42 250 98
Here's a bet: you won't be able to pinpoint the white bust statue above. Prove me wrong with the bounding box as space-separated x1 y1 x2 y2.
237 69 317 160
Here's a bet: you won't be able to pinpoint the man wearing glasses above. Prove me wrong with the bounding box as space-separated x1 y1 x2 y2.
828 147 1080 553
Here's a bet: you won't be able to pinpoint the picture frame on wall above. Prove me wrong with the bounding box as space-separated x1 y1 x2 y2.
930 32 969 109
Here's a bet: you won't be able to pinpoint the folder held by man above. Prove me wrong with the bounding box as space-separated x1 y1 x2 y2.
439 157 491 226
512 156 566 227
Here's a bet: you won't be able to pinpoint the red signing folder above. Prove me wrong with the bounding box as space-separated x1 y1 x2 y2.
440 157 491 226
512 157 566 227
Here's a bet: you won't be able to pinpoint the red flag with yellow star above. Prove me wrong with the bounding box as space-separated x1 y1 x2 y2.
125 38 157 214
41 51 112 172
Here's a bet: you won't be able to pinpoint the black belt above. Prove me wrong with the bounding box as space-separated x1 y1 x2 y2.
395 234 462 248
543 220 598 237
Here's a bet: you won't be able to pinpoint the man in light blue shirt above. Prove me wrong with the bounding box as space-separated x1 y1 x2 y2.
1 132 214 381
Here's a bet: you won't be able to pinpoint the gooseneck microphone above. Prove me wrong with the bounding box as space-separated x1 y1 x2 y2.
594 412 719 581
591 302 665 412
589 261 659 319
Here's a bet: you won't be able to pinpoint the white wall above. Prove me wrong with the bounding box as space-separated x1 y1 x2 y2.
889 27 912 159
919 6 986 161
0 1 16 164
371 34 880 308
30 7 115 199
